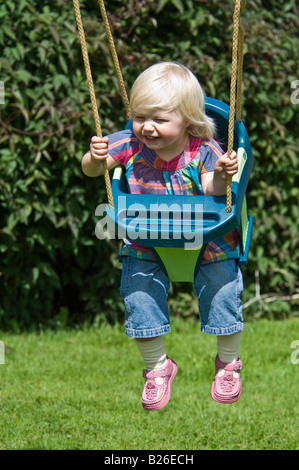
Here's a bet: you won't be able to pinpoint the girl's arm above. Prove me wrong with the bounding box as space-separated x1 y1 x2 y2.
201 150 238 196
81 136 119 177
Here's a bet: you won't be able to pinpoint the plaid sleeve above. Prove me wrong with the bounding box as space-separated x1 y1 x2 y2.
107 129 140 165
199 139 225 173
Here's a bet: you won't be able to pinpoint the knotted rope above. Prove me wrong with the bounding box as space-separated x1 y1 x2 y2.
226 0 246 212
97 0 131 120
73 0 114 209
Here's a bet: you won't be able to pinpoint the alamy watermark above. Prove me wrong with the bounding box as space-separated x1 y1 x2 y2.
0 341 4 364
0 81 4 105
291 340 299 365
291 80 299 105
95 196 204 249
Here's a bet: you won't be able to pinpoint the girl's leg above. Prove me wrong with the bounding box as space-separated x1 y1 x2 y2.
217 331 242 363
120 257 177 410
194 260 244 403
135 336 177 410
212 331 243 403
120 257 171 338
193 259 244 337
135 336 167 371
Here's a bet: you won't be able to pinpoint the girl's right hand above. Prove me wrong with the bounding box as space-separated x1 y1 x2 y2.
90 136 109 161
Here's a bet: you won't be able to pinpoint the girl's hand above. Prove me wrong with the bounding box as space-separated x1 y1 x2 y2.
90 136 109 161
214 150 238 176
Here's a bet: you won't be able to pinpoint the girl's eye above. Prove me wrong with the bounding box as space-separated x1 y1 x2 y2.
133 116 168 123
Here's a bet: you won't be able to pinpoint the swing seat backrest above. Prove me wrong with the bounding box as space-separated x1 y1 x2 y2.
105 97 253 253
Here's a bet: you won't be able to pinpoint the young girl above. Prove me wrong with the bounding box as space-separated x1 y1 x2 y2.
82 62 243 410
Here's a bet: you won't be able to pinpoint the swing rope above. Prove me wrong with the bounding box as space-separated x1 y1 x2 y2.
72 0 114 209
226 0 246 212
97 0 131 120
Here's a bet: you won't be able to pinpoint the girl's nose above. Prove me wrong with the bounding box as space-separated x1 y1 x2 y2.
143 120 155 132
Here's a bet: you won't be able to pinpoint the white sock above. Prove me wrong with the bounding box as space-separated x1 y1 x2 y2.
217 331 242 364
135 336 167 371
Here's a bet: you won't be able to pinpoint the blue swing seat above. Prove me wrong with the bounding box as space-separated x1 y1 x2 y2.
105 97 254 281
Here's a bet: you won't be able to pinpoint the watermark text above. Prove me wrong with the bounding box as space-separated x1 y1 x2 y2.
291 80 299 104
0 81 4 104
291 340 299 365
0 341 4 364
95 196 204 249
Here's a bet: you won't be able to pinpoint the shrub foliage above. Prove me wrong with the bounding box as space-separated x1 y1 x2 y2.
0 0 298 329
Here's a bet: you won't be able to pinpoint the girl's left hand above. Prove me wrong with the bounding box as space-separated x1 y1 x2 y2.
214 150 238 176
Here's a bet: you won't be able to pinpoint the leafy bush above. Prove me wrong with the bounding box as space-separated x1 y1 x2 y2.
0 0 298 329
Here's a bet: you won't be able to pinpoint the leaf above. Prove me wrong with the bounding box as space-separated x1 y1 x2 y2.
14 69 33 84
3 213 19 234
157 0 168 13
32 267 39 284
2 24 16 40
38 46 46 64
171 0 184 14
58 54 68 74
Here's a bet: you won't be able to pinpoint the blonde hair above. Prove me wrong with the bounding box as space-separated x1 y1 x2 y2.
130 62 216 139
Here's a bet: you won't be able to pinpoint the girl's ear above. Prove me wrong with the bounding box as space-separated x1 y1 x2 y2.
184 118 192 130
185 121 193 134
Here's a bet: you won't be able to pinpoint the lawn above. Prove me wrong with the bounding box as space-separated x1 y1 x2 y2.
0 317 298 450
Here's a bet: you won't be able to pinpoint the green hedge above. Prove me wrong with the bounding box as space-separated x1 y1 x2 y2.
0 0 298 329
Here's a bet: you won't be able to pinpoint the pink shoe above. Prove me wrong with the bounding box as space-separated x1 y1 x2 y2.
141 358 177 411
211 355 242 404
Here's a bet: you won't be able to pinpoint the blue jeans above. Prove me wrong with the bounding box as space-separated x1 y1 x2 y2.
120 256 244 338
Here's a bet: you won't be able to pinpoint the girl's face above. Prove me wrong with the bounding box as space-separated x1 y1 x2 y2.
132 109 189 161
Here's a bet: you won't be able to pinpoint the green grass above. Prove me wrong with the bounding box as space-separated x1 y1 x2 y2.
0 318 298 450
